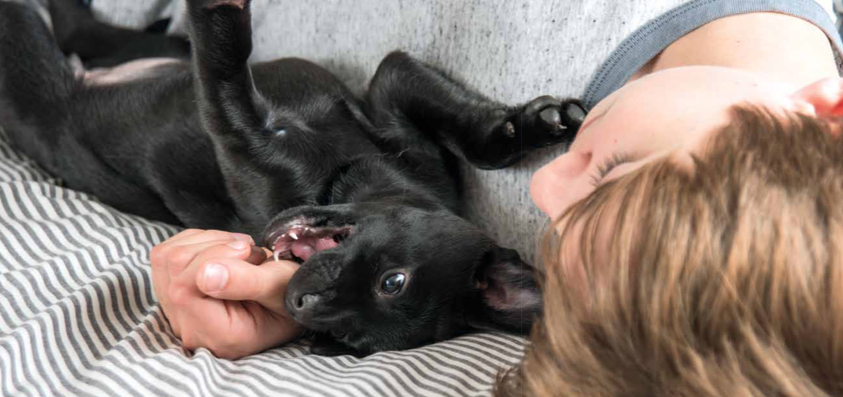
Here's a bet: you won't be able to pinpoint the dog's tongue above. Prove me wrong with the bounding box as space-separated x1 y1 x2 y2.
291 237 339 262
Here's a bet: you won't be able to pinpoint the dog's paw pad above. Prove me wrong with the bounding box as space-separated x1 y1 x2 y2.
467 97 586 169
516 95 566 142
539 107 564 136
563 101 586 127
517 96 585 147
523 96 564 136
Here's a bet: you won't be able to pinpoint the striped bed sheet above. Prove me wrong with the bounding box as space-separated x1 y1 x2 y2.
0 127 526 397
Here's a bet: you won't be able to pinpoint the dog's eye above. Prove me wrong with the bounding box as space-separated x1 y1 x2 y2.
381 273 406 294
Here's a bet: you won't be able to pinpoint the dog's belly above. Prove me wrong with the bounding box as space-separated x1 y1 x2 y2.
81 58 182 86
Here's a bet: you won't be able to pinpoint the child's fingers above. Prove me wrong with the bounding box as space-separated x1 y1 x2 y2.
168 230 253 248
165 239 251 279
195 258 300 313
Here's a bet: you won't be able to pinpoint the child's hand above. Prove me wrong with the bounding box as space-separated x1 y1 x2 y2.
150 229 303 360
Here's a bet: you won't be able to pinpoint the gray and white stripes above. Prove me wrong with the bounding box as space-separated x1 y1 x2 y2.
0 130 525 397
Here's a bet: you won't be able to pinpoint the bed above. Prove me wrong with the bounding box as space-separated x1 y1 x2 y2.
2 0 809 395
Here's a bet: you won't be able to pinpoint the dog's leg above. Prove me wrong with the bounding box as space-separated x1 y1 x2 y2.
0 2 195 226
367 51 586 170
48 0 190 68
186 0 262 145
0 2 77 169
184 0 291 231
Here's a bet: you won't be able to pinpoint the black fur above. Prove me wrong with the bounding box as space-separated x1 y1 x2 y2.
0 0 585 355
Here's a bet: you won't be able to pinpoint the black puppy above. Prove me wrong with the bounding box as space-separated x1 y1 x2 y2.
0 0 585 355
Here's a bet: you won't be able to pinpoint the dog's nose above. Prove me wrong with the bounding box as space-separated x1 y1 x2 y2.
292 292 321 311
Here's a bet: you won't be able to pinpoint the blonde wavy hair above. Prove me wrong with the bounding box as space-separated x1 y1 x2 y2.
496 106 843 396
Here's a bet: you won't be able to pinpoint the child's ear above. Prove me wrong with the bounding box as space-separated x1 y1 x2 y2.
467 247 543 334
790 77 843 118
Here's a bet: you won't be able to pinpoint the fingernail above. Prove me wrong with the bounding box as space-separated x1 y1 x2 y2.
204 264 228 293
228 240 249 250
232 233 254 243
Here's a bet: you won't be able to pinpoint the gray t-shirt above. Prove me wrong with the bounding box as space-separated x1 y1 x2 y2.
583 0 843 109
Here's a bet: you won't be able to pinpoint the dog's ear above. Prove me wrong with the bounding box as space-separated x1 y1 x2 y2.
467 247 542 334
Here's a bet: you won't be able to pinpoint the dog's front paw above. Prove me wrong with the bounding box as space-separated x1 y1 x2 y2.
470 96 586 169
186 0 253 65
508 96 585 148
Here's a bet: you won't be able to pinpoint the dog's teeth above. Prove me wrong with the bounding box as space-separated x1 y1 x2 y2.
274 250 280 262
290 232 298 240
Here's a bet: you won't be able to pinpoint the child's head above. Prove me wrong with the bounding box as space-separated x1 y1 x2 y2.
500 100 843 396
531 69 843 221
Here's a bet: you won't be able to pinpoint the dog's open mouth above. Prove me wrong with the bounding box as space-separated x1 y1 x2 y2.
268 221 353 264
